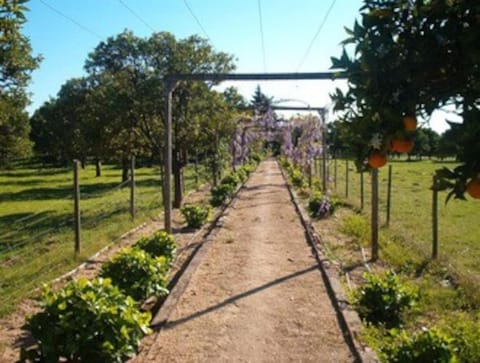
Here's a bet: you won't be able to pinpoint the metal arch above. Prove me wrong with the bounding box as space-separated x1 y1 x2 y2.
162 71 346 233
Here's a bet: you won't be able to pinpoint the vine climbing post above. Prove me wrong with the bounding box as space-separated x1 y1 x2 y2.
164 81 176 234
371 169 379 261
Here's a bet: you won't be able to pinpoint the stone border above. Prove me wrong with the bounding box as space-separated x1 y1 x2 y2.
278 162 379 363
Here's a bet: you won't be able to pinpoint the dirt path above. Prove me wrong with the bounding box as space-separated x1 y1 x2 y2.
135 159 354 362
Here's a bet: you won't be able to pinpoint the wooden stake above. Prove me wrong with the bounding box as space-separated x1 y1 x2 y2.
371 169 379 261
360 171 364 210
73 160 81 254
345 160 349 198
386 165 392 226
130 155 135 220
432 175 439 259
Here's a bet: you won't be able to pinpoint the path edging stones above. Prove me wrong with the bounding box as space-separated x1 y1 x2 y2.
278 161 379 363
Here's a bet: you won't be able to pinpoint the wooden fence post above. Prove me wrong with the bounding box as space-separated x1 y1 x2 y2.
360 171 364 210
345 159 349 198
130 155 135 220
73 160 81 254
386 165 393 226
334 157 337 190
371 169 379 261
432 175 439 259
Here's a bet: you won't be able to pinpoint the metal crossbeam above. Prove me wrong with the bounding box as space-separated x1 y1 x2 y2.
165 71 346 83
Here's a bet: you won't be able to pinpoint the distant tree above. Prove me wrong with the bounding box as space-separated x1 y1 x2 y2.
223 86 247 110
0 0 41 167
436 127 459 160
250 85 272 115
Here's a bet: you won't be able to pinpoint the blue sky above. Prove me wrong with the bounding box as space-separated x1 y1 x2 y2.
23 0 451 132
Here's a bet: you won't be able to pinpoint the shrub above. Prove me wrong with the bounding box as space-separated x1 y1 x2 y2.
341 214 370 244
135 231 176 265
210 183 235 207
441 313 480 362
100 248 168 301
287 166 304 188
308 192 336 218
220 173 240 188
354 271 417 328
250 152 262 164
180 203 211 228
23 278 151 363
237 167 248 183
381 328 453 363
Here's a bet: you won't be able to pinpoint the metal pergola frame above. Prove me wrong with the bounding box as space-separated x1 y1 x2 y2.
162 71 346 233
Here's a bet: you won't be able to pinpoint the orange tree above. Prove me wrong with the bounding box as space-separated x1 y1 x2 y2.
331 0 479 201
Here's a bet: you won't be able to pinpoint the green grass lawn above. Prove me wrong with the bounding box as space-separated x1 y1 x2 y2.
328 157 480 287
0 162 206 316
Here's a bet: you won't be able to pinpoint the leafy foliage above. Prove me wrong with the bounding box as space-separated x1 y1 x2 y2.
287 165 305 189
100 248 168 301
135 231 176 265
307 192 336 218
354 271 417 328
0 0 41 167
331 0 480 197
440 313 480 363
210 183 235 207
220 173 240 188
23 278 151 363
180 204 211 229
380 328 453 363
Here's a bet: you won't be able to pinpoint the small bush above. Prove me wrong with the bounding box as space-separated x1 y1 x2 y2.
341 214 370 244
100 248 168 301
250 152 262 164
354 271 417 328
23 278 151 362
210 183 235 207
381 328 453 363
308 192 336 218
220 173 240 187
135 231 176 265
287 166 304 188
237 167 248 183
441 313 480 362
180 203 211 228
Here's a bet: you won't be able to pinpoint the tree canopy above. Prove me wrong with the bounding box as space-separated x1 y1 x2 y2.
0 0 41 167
331 0 479 200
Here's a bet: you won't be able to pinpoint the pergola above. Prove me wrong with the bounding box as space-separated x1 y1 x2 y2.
162 71 346 233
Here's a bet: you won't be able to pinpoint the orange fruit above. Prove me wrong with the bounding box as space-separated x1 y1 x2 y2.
403 116 417 131
368 151 388 169
466 177 480 199
390 138 414 153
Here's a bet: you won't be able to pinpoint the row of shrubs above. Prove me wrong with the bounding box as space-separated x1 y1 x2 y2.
22 231 177 362
354 270 480 362
280 157 338 219
210 160 259 207
177 158 263 230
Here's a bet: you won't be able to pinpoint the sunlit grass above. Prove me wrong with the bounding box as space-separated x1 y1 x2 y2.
0 162 207 316
329 157 480 295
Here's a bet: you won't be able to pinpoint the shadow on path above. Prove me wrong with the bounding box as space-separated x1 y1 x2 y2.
158 264 319 331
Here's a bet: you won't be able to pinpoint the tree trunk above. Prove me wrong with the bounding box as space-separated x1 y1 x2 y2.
95 158 102 177
81 158 86 169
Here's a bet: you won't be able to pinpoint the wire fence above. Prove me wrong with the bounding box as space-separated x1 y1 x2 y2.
0 160 174 315
324 157 480 281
